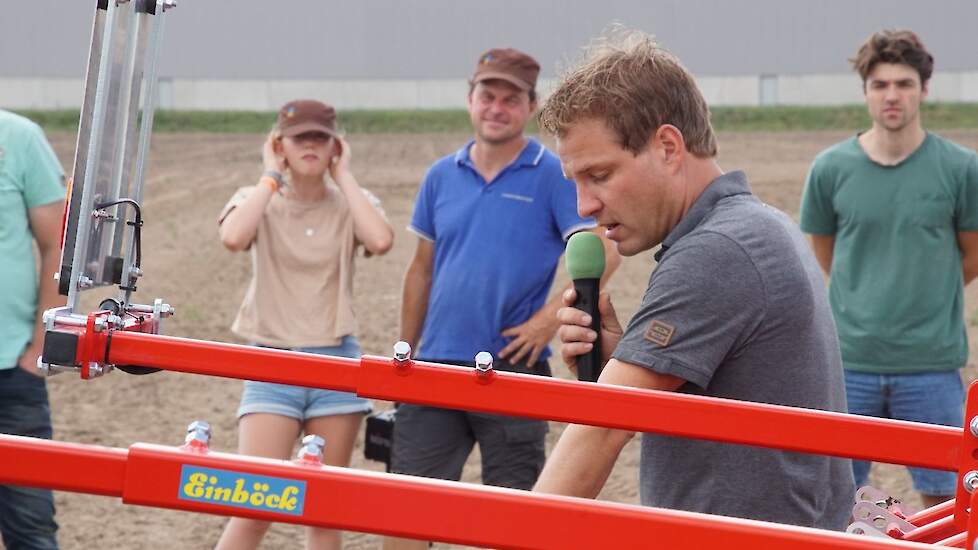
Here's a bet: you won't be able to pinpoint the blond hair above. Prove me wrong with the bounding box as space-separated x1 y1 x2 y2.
540 30 717 157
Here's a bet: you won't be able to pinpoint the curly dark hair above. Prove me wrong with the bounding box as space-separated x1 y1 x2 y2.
850 30 934 86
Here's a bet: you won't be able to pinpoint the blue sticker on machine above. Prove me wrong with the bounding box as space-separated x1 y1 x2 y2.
178 465 306 516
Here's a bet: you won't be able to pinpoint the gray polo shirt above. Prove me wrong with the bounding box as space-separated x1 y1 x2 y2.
613 171 853 530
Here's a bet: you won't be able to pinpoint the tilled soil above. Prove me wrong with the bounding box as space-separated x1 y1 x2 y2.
35 130 978 549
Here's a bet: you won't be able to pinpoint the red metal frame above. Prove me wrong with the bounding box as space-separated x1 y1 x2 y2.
100 330 960 472
32 312 978 547
0 434 939 549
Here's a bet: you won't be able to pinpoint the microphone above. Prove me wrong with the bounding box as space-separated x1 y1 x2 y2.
565 232 606 382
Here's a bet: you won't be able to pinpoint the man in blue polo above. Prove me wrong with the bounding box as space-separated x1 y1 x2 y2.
386 47 617 550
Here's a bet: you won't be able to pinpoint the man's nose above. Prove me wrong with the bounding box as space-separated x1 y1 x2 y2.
576 183 601 218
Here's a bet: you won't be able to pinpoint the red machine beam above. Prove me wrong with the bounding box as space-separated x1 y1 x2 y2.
909 500 956 527
0 434 126 497
103 331 961 472
357 356 961 471
0 434 940 550
108 332 360 392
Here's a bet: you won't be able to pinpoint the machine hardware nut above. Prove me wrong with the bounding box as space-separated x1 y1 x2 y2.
474 351 493 374
393 341 412 363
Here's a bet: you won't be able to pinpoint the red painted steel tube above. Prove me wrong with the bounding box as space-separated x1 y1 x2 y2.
907 500 955 527
954 383 978 530
967 489 978 550
902 515 959 544
0 434 126 497
121 443 933 550
107 332 360 392
357 356 961 471
102 331 961 472
0 434 946 549
934 532 966 547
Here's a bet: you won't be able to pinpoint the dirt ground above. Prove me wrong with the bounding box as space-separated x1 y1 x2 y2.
33 129 978 549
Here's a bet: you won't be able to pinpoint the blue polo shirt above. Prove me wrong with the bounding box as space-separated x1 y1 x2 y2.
409 137 595 362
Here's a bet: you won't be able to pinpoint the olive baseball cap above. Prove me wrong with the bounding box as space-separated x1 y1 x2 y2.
277 99 338 137
471 48 540 92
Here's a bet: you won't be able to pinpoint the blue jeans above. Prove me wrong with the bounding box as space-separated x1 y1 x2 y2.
845 370 964 496
0 367 59 549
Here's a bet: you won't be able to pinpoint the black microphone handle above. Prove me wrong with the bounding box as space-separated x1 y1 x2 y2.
571 278 602 382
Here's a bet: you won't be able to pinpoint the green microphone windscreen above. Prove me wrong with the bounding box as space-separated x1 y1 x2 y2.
566 232 606 280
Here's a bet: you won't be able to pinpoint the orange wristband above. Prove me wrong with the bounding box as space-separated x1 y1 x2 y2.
259 176 279 193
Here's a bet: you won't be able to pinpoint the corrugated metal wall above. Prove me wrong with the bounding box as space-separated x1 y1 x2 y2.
2 0 973 80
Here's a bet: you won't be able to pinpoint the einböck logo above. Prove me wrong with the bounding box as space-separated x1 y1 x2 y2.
178 465 306 516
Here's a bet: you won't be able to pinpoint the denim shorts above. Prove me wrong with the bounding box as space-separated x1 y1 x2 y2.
237 335 372 420
845 370 964 496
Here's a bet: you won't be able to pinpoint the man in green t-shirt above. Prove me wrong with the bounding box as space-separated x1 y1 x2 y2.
800 30 978 508
0 109 66 548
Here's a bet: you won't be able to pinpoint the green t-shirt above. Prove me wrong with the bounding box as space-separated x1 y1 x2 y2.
0 110 66 369
800 132 978 373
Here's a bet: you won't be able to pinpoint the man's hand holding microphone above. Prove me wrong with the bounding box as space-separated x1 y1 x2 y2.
560 232 623 382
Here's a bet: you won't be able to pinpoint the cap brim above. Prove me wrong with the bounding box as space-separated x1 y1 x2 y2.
280 122 338 138
472 72 532 91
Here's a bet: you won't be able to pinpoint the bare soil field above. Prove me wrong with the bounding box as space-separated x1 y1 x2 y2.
35 129 978 549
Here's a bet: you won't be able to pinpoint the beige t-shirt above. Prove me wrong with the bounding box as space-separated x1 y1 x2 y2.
219 184 382 348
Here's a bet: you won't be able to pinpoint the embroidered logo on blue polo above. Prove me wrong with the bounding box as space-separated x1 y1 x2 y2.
501 192 534 203
178 465 306 516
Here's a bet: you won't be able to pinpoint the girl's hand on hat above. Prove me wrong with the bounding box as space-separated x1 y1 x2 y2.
262 130 287 173
329 135 352 180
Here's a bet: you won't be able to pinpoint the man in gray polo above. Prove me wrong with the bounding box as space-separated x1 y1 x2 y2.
532 32 854 529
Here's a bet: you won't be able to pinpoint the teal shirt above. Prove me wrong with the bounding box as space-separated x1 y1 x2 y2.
800 133 978 373
0 110 66 369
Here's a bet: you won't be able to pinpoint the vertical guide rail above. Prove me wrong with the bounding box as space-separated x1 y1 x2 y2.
61 0 112 305
118 0 167 305
58 0 171 312
112 0 165 305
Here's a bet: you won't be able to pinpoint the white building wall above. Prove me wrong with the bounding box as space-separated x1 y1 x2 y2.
5 72 978 111
3 1 975 111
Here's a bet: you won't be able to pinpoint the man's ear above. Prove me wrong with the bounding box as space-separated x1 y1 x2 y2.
652 124 686 170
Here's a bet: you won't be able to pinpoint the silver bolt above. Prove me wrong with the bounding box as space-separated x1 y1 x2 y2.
474 351 494 374
297 434 326 463
37 358 77 376
185 420 212 447
160 303 174 317
78 276 94 289
964 471 978 493
970 416 978 438
88 363 104 377
393 341 412 363
93 317 107 332
129 266 143 279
